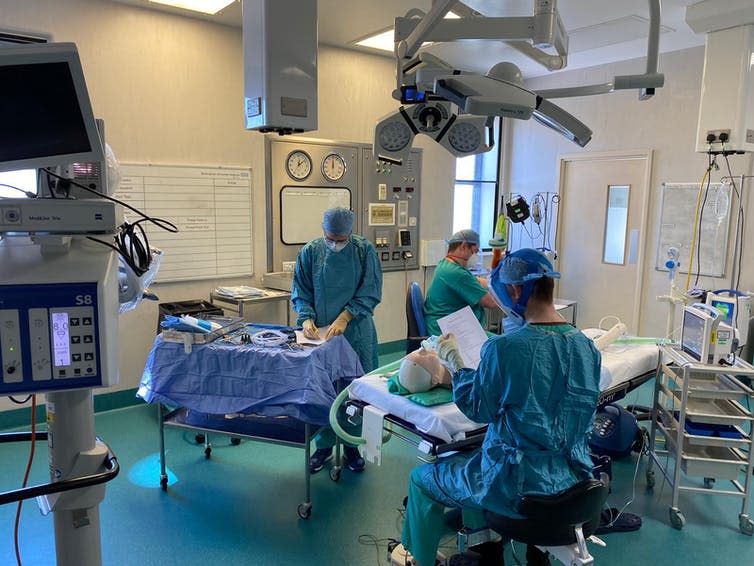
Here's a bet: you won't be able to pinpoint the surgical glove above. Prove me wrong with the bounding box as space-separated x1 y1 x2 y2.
437 333 466 373
325 310 353 340
302 319 319 340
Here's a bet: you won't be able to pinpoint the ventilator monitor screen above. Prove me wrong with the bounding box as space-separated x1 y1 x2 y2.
710 298 734 326
0 43 103 172
681 309 706 361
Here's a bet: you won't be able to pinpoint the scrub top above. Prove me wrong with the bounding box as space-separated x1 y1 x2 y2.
291 234 382 372
423 258 487 336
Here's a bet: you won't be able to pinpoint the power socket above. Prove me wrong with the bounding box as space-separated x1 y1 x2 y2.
705 129 731 143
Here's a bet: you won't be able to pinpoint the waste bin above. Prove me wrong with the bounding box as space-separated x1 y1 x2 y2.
156 299 223 334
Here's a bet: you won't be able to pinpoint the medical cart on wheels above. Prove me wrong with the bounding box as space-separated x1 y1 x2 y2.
138 325 363 521
645 345 754 534
156 404 319 519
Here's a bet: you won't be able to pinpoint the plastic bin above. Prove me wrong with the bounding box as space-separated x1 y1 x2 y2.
156 299 223 334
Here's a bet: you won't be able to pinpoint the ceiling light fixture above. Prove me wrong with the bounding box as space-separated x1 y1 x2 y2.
355 11 460 53
149 0 235 15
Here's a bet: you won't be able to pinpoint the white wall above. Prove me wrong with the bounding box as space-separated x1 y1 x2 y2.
0 0 455 411
506 46 754 338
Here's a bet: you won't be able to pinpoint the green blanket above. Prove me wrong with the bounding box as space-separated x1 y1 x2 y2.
386 373 453 406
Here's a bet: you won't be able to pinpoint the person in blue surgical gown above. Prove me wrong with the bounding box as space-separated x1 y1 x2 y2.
292 206 383 474
401 248 601 566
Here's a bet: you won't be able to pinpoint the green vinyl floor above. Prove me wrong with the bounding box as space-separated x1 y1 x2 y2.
1 375 753 565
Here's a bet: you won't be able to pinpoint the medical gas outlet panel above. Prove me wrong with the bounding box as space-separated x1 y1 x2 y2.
0 282 107 395
266 137 420 273
361 149 421 272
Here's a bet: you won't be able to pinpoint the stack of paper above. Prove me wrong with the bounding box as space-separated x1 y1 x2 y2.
437 306 489 369
213 286 265 299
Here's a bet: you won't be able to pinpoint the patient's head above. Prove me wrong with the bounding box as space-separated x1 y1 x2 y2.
398 349 451 393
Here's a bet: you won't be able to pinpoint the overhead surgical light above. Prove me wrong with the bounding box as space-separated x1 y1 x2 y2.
374 0 664 163
374 102 493 165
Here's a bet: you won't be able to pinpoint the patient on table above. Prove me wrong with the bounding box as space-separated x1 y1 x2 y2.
396 349 452 394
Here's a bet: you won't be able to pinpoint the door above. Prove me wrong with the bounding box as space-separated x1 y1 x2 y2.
555 151 652 332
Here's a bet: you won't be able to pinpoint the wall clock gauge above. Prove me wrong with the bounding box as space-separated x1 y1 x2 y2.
286 150 312 181
322 153 346 182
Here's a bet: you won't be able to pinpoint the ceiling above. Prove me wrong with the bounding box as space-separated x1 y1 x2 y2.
111 0 707 78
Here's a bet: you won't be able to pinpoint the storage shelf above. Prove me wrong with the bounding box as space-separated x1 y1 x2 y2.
646 346 754 534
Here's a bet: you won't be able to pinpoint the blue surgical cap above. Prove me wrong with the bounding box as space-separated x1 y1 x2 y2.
489 248 560 317
496 248 560 285
447 229 480 246
323 207 354 236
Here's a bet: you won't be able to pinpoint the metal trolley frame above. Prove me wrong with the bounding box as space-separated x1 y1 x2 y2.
645 345 754 534
157 404 332 520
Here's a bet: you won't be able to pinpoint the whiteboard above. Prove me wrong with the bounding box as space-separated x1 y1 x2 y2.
116 164 253 282
655 182 730 277
280 186 351 244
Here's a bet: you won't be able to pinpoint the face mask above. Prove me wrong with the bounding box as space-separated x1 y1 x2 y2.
325 239 349 253
465 251 480 269
502 310 525 334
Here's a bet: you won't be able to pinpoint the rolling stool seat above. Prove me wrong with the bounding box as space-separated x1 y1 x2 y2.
459 476 609 566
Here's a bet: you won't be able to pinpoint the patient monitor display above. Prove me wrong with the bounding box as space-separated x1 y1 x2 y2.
0 42 104 172
681 308 708 362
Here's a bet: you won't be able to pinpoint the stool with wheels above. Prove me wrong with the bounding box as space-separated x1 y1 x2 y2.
458 475 609 566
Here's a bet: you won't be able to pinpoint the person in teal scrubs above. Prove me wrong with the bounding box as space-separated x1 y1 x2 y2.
292 207 383 474
401 249 602 566
423 229 500 336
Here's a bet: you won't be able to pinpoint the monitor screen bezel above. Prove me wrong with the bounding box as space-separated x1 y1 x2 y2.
0 42 103 173
708 295 736 327
681 308 708 362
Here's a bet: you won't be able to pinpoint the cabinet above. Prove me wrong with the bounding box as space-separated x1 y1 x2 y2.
646 345 754 534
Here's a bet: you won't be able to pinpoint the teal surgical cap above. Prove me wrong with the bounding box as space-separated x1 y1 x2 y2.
447 229 480 246
323 207 354 236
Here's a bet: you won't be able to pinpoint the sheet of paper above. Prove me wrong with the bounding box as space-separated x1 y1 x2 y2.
294 325 331 345
437 306 489 369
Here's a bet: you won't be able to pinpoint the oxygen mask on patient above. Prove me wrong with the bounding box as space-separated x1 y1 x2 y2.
397 348 452 394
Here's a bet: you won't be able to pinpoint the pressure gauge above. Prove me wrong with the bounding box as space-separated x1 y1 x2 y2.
322 153 346 182
286 150 312 181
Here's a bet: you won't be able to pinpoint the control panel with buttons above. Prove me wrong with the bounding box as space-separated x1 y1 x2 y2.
363 149 421 272
0 282 105 394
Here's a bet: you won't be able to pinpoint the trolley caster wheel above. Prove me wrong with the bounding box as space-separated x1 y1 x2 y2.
669 508 686 530
230 437 241 446
329 466 342 482
703 477 715 489
204 445 212 459
195 433 205 444
298 503 312 520
646 470 655 489
739 515 754 536
160 476 168 491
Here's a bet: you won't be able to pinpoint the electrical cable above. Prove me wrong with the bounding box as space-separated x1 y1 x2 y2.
41 167 177 233
40 168 177 276
722 155 746 291
0 183 35 198
683 164 711 291
357 534 399 566
8 395 32 405
600 426 645 530
693 181 712 288
14 394 36 566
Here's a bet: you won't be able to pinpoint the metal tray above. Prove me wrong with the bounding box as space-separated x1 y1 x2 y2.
160 315 244 345
681 445 746 480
